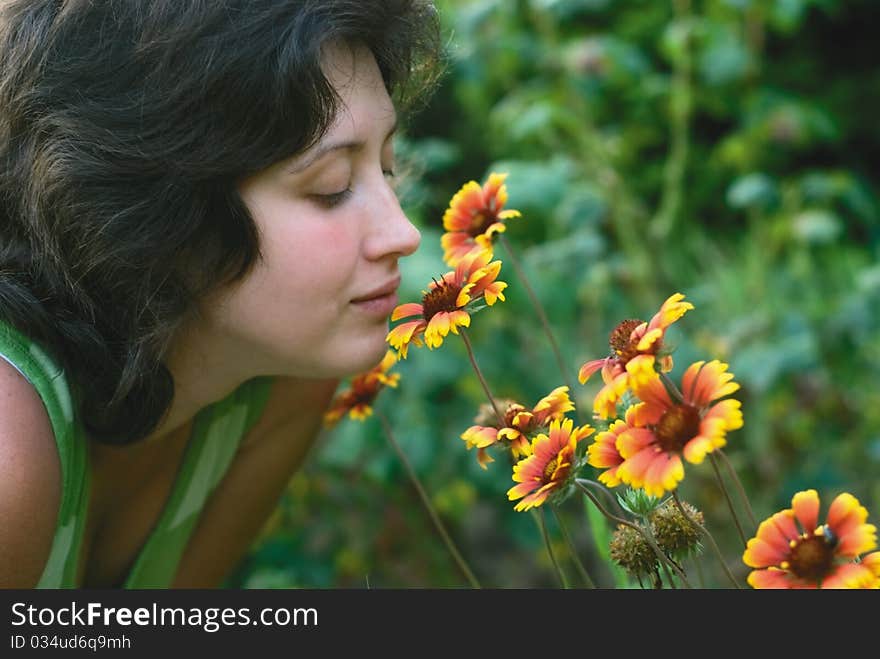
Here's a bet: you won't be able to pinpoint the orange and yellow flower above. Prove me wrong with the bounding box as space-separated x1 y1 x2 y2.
441 172 521 267
862 551 880 579
743 489 879 589
586 404 643 488
593 360 743 497
578 293 693 419
461 386 574 469
386 248 507 359
323 350 400 426
507 417 594 512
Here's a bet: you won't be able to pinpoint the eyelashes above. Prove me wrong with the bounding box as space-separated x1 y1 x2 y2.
311 168 396 209
312 188 353 208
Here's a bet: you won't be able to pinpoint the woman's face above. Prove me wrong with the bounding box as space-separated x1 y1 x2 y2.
205 42 421 379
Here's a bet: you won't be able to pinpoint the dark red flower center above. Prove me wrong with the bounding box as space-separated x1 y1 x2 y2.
467 211 494 237
654 404 701 452
421 279 462 321
352 386 380 408
467 197 500 237
609 318 646 364
788 532 836 583
334 388 376 415
542 456 560 482
503 403 526 429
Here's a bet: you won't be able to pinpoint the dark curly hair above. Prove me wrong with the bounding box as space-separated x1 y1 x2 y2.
0 0 442 445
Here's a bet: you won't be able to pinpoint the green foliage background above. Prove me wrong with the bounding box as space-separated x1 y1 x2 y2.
230 0 880 588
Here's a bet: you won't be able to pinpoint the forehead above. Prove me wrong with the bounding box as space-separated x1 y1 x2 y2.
319 41 396 136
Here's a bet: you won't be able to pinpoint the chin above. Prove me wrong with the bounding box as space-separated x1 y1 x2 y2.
346 340 391 375
314 332 390 379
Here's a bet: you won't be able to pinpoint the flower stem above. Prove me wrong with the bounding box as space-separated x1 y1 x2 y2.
377 411 481 589
578 478 625 515
657 554 678 590
650 0 693 243
575 477 637 587
551 505 596 588
534 508 570 588
659 372 685 404
575 479 693 588
580 481 632 588
692 553 707 589
459 328 504 426
708 452 748 547
671 491 741 589
716 449 757 529
498 234 574 392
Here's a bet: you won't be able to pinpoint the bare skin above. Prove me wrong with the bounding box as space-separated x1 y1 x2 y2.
0 42 419 588
0 360 337 588
84 376 339 588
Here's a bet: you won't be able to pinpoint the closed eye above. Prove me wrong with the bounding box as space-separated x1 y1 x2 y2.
312 188 353 209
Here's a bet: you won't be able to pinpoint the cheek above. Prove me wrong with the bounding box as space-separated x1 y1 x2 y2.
261 221 358 298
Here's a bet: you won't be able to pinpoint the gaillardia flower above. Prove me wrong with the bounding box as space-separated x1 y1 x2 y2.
440 172 521 267
323 350 400 426
610 360 743 497
386 249 507 359
586 404 641 488
507 417 594 512
578 293 694 419
743 489 879 589
461 386 574 469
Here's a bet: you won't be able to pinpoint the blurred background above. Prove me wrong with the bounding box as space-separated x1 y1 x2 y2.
229 0 880 588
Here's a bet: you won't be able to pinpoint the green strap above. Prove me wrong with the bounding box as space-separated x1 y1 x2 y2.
124 376 273 588
1 319 274 588
0 321 88 588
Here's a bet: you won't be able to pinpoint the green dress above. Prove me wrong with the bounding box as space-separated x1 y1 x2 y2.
0 320 272 588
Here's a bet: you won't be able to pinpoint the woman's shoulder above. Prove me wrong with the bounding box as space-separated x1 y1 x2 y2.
0 355 62 587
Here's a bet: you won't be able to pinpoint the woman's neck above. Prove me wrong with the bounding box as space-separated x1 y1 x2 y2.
149 318 256 442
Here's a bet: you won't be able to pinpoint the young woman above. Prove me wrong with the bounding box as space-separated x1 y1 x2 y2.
0 0 441 588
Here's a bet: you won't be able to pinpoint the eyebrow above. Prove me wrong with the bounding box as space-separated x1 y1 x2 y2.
287 117 399 175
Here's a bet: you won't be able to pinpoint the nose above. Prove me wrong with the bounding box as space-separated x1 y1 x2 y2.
363 177 421 261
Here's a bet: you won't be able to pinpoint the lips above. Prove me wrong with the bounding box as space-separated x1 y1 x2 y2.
351 275 402 303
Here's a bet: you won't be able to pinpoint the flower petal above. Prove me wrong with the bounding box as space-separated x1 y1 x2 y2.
391 302 425 322
616 427 656 459
683 360 740 407
461 425 500 449
743 510 798 568
791 490 820 534
827 492 877 557
625 401 662 427
820 563 878 589
635 328 663 353
702 398 743 431
386 320 426 359
747 568 795 589
593 371 630 419
587 426 625 470
861 551 880 577
648 292 694 330
642 452 684 496
616 445 660 490
630 372 672 409
578 358 606 384
682 432 723 464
